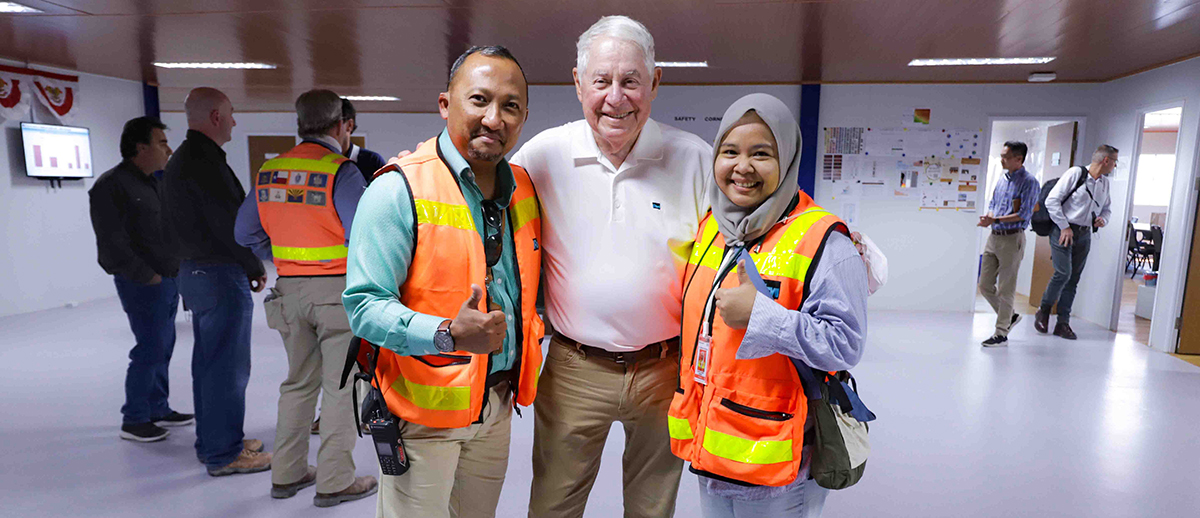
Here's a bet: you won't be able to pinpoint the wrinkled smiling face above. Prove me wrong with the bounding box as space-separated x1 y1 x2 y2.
715 113 781 209
440 54 529 166
574 37 660 155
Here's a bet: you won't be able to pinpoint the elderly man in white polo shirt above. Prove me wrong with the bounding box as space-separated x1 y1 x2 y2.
512 15 710 518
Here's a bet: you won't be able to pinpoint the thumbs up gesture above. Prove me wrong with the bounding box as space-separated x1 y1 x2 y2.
448 284 507 354
713 260 758 330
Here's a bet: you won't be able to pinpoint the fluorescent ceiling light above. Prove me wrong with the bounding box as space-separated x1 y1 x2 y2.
655 61 708 68
908 57 1055 67
153 62 277 69
341 96 401 102
0 2 42 13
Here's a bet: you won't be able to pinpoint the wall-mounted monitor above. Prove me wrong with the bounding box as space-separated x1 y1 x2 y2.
21 122 93 179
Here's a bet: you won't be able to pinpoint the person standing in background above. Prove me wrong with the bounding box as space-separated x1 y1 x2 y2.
234 89 375 506
341 98 388 183
89 116 193 443
977 141 1040 347
1036 145 1118 340
161 87 272 477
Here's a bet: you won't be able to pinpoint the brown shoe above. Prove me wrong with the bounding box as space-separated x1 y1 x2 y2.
311 417 320 435
313 476 378 508
1034 309 1050 334
244 438 264 452
207 449 272 477
271 465 317 499
1053 322 1078 340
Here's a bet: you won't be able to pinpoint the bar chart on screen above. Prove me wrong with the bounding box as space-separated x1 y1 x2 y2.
20 123 93 179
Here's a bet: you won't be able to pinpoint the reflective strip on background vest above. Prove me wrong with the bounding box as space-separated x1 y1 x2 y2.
702 428 794 465
261 155 343 174
512 196 539 232
271 244 348 262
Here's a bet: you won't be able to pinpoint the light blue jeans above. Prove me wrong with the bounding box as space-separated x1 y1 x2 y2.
698 478 829 518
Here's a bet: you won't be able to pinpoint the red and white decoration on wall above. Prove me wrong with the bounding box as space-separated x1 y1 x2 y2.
0 64 79 123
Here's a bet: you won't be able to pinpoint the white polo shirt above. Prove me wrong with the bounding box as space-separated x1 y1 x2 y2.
512 119 712 351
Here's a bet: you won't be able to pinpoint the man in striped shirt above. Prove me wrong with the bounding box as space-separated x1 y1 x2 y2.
977 141 1041 347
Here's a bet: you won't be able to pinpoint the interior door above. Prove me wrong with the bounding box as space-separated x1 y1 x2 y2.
247 136 299 188
1176 197 1200 354
1028 121 1079 308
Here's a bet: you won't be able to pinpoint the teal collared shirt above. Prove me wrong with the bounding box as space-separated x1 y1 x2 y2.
343 129 522 374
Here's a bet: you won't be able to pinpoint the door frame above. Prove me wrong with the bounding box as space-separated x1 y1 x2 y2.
1107 99 1191 351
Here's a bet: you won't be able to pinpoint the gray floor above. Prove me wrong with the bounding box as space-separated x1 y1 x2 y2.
3 287 1199 517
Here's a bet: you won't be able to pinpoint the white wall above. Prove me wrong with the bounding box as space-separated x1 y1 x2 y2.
0 62 146 317
1083 57 1200 352
813 84 1100 312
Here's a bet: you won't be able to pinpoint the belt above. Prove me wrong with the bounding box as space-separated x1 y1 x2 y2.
1069 223 1091 232
992 228 1023 236
555 334 680 365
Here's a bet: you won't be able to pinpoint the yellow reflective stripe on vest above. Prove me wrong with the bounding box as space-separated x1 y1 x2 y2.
271 244 348 261
414 199 475 231
668 416 694 440
390 374 472 412
511 196 539 232
261 156 342 174
689 209 830 281
702 428 793 465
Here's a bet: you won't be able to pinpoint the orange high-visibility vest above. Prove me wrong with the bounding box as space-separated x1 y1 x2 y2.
367 137 544 429
668 190 849 487
255 142 350 276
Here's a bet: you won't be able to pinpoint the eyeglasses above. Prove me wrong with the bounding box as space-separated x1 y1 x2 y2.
481 201 505 269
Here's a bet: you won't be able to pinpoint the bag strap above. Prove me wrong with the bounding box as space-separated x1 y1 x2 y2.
1065 166 1088 201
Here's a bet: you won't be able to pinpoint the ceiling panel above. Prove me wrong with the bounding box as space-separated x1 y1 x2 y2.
2 0 1199 113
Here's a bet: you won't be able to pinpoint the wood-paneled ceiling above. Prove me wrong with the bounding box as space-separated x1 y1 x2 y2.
3 0 1200 113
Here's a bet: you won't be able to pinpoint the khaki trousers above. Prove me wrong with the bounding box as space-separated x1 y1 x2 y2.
979 231 1026 337
528 337 683 518
376 382 513 518
264 276 357 494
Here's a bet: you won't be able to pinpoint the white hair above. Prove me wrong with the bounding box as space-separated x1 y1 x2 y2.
576 15 656 77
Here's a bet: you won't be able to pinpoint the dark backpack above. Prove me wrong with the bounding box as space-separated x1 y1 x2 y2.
1031 166 1087 237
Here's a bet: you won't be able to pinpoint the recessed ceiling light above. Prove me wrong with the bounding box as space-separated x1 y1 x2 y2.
153 62 277 69
655 61 708 68
908 57 1055 67
0 2 42 13
341 96 401 102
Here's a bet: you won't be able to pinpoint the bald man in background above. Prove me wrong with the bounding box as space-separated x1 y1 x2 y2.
162 87 272 476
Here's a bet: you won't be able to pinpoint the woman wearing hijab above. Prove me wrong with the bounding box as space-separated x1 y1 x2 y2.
667 94 869 517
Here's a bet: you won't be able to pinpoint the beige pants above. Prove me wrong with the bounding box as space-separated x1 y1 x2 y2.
979 231 1027 337
264 276 357 493
376 382 513 518
528 337 683 518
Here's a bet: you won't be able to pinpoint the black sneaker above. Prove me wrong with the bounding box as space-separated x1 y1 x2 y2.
981 334 1008 347
1011 313 1023 328
120 422 170 442
153 411 195 427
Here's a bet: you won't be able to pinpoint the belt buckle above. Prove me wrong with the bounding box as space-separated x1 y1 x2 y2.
613 352 627 365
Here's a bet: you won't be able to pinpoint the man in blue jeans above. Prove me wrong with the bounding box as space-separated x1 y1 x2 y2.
89 116 193 442
162 87 272 476
1036 145 1118 340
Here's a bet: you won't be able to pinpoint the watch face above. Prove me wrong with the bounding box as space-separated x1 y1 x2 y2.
434 331 453 352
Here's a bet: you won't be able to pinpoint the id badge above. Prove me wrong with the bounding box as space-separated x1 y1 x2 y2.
694 334 712 385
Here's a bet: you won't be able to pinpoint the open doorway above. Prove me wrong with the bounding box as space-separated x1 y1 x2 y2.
1116 107 1182 346
975 119 1079 317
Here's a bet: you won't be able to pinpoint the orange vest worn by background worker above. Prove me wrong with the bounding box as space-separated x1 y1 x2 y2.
256 142 350 276
364 137 544 429
668 190 849 487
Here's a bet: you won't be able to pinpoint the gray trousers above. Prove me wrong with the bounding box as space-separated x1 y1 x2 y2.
1040 225 1092 323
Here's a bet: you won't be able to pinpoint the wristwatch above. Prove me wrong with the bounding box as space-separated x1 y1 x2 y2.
434 320 455 353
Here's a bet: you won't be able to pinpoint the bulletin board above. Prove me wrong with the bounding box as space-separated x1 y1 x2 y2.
820 109 986 222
